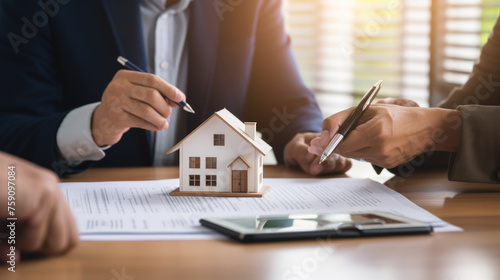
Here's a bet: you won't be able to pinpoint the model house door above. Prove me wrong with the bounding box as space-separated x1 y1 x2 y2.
232 170 247 193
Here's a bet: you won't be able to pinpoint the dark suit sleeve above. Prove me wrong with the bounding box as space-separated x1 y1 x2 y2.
244 0 323 163
0 2 70 173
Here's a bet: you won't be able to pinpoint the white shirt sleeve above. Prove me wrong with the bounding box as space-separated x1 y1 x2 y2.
56 102 108 166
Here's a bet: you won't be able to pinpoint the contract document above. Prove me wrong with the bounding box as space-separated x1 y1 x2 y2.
60 178 461 241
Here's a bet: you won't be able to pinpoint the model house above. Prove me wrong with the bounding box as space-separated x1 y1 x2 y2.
167 109 272 197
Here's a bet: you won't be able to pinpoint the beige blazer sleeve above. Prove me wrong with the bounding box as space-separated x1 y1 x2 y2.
437 17 500 183
446 106 500 183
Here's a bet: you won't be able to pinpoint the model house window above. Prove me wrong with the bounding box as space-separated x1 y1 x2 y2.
213 134 225 146
189 157 200 168
189 175 200 186
259 156 263 167
260 173 263 184
206 175 217 187
206 157 217 169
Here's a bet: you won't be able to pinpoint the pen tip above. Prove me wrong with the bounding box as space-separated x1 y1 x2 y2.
183 104 195 114
117 56 127 66
319 155 327 165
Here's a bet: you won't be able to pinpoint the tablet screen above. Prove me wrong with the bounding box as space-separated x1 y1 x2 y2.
218 213 403 232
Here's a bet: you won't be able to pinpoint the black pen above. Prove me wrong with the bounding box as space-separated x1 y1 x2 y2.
117 56 195 114
319 80 383 164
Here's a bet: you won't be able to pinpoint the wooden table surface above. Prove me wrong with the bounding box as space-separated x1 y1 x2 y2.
3 165 500 280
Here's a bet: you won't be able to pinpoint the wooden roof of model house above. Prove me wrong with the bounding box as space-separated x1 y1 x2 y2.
167 108 272 155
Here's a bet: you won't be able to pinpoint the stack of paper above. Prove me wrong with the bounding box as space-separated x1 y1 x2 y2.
59 178 461 241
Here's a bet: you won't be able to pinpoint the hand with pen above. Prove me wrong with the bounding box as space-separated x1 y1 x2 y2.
91 69 187 146
284 80 383 176
308 98 462 169
284 132 352 176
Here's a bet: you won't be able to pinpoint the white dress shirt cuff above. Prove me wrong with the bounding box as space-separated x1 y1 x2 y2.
56 102 108 166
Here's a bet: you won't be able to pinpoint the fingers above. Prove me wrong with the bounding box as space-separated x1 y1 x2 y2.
17 187 53 253
123 109 169 131
308 128 365 158
284 133 316 171
0 153 79 256
376 98 420 107
93 71 181 146
285 132 352 176
308 136 323 155
0 242 20 264
64 203 80 253
18 180 78 255
129 86 173 119
308 131 375 167
316 106 382 158
117 75 175 127
376 98 396 104
41 200 68 254
120 70 186 103
321 107 356 135
18 190 78 255
307 130 334 156
319 130 334 151
122 98 170 131
15 168 59 253
41 194 79 254
307 107 357 158
312 153 352 175
299 151 318 175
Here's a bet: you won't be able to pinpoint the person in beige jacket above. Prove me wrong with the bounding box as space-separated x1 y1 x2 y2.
309 17 500 184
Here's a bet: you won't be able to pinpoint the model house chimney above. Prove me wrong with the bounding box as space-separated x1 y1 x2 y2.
245 122 256 140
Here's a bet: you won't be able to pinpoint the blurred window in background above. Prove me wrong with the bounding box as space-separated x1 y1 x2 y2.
283 0 500 116
430 0 500 104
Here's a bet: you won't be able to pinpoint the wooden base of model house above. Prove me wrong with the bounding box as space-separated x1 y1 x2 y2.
169 186 271 197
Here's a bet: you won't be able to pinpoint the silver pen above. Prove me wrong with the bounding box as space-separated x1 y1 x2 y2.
319 80 382 164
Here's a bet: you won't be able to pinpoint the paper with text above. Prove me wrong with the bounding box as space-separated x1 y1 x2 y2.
60 178 460 240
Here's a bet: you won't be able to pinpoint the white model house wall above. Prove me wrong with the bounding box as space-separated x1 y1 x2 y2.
179 116 262 193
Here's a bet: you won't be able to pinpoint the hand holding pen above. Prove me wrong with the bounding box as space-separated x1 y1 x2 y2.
308 80 382 164
118 57 194 114
309 84 459 171
90 57 194 147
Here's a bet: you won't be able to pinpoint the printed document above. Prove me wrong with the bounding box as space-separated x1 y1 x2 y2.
60 178 461 240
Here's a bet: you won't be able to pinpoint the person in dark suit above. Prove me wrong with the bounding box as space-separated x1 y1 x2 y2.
309 17 500 184
0 0 351 176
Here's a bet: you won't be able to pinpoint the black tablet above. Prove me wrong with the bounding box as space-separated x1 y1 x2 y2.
200 212 432 242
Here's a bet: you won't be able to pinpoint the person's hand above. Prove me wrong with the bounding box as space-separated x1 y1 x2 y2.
376 97 420 107
91 70 186 146
308 104 461 169
0 152 79 259
284 132 352 175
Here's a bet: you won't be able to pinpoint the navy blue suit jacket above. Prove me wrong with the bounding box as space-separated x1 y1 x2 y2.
0 0 323 175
